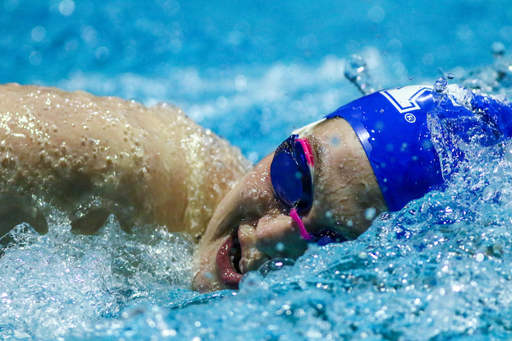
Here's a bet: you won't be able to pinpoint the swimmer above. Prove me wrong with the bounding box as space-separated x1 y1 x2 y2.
1 82 510 293
192 83 512 292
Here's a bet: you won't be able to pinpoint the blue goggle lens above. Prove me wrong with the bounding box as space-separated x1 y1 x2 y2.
270 135 313 213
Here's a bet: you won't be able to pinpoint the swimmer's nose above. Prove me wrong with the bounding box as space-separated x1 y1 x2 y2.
254 213 309 259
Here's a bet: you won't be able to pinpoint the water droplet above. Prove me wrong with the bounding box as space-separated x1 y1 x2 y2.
327 135 341 147
492 41 506 57
483 186 495 201
505 144 512 162
58 157 67 168
258 258 295 276
235 75 247 92
434 77 448 93
365 207 377 220
59 0 75 16
344 55 376 95
447 73 454 80
162 329 177 337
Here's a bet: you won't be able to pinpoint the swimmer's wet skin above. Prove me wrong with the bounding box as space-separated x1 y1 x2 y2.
192 84 512 292
0 83 249 240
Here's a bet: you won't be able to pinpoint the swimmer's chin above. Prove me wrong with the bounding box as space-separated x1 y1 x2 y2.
191 268 222 293
191 238 227 292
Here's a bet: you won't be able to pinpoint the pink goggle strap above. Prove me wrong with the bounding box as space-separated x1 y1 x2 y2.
290 207 311 240
291 138 314 241
297 138 314 167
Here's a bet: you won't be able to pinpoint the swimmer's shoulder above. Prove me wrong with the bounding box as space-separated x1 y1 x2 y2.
0 83 195 232
0 83 250 237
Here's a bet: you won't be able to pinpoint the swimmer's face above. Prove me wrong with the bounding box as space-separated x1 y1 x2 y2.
192 118 387 292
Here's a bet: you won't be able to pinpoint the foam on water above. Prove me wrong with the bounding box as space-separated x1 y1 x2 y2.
0 208 194 340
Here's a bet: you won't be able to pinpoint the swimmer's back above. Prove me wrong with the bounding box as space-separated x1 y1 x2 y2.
0 83 250 239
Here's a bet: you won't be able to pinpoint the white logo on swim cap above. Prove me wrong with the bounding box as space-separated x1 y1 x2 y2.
380 85 433 114
404 113 416 123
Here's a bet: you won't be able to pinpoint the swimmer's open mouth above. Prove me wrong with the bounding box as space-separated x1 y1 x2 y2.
230 232 242 274
215 230 243 289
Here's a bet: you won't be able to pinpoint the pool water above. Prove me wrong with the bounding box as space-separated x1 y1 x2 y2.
2 0 512 340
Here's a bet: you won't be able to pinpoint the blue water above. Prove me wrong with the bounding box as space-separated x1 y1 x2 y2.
2 0 512 339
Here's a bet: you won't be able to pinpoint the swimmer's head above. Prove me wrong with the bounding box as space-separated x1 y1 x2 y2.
192 114 387 292
192 85 445 292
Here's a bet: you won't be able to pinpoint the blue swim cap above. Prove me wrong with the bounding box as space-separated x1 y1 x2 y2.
325 85 442 211
325 85 512 211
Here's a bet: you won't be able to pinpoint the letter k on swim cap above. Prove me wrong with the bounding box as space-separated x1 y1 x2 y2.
325 85 443 211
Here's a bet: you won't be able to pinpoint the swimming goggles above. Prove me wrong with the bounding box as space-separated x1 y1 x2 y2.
270 134 315 216
270 119 347 245
270 133 314 240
